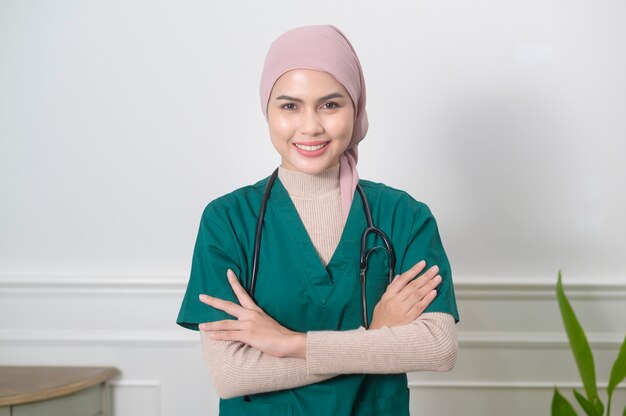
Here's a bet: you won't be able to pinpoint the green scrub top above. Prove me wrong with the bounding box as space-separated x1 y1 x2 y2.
177 175 459 416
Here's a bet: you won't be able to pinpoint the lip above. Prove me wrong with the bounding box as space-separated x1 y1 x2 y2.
292 140 330 157
293 140 329 146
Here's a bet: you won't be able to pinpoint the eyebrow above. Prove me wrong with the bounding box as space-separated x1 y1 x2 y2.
274 92 346 102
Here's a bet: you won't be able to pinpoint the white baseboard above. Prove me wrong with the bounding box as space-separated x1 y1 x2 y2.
408 380 626 390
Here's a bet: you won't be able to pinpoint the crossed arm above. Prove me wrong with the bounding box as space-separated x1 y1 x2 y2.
198 261 457 399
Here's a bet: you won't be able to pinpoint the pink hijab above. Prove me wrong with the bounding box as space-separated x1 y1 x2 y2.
259 25 368 221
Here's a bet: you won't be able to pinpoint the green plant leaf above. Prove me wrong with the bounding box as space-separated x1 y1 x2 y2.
557 272 599 403
607 333 626 414
552 387 578 416
573 389 597 416
593 398 603 416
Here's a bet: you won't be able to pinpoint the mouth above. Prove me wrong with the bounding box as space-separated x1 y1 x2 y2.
292 141 330 157
294 142 328 151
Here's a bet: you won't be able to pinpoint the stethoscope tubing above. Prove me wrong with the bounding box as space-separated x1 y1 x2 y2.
249 168 279 298
248 168 396 329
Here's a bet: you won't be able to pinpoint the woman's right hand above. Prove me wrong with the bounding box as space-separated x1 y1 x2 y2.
369 260 442 330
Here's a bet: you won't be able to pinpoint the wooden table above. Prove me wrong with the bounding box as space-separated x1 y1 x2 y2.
0 366 119 416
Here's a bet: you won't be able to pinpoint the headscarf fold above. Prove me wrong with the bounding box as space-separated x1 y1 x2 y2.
259 25 368 220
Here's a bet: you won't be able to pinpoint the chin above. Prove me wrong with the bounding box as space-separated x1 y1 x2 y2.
295 161 338 175
292 166 324 175
281 152 342 175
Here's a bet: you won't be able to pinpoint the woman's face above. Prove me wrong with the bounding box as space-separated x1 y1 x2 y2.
267 69 355 175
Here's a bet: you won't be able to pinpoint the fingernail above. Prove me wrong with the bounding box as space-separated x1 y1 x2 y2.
434 275 442 283
199 294 209 301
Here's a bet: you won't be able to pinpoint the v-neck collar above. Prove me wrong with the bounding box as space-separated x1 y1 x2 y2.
270 177 366 305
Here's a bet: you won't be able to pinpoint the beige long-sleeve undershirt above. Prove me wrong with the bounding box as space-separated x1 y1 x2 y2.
201 164 458 399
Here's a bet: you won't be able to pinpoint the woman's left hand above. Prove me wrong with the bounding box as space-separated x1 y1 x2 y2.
198 269 306 359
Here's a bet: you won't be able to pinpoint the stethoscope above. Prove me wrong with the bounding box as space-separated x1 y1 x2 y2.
247 168 396 329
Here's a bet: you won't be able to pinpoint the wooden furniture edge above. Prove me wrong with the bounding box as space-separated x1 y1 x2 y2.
0 367 120 407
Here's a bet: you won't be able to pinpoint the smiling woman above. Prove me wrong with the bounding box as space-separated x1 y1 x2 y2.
176 24 459 416
267 69 355 175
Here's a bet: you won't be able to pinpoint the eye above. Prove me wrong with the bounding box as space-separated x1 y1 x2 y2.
322 102 340 109
280 103 297 110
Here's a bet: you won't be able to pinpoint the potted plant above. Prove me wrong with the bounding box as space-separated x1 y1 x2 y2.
552 272 626 415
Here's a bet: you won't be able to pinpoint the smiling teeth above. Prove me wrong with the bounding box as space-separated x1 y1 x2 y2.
295 143 327 151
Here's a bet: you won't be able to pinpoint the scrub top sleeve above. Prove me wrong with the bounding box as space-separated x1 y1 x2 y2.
177 206 244 331
403 204 460 323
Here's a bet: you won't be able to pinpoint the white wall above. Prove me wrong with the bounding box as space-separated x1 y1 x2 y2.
1 1 625 415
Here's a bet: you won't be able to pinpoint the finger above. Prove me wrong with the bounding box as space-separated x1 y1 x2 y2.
199 294 245 319
204 330 241 342
199 319 241 332
402 275 442 307
387 260 426 294
413 272 442 295
398 265 439 300
428 274 443 289
415 289 438 313
405 290 438 321
227 269 261 311
398 266 439 301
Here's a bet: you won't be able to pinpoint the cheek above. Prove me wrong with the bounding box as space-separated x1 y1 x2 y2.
268 113 294 137
329 115 354 140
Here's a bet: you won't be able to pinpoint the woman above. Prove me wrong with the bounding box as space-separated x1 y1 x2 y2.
177 25 459 415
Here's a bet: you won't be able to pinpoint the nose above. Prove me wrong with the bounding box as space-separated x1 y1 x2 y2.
298 108 324 136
